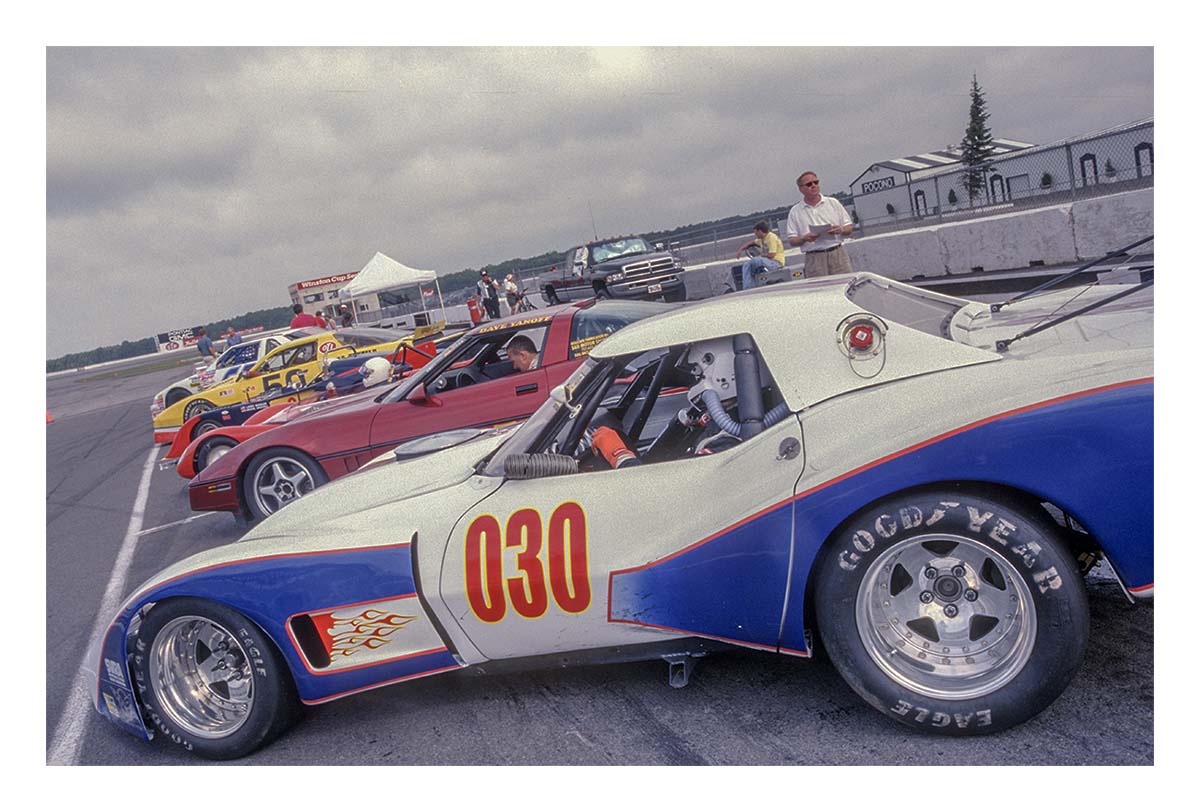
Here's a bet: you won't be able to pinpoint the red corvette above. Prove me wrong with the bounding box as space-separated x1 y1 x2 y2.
188 300 672 521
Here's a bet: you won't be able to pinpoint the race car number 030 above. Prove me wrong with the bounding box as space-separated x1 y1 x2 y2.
465 502 591 623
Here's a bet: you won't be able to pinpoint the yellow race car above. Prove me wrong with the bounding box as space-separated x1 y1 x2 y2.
151 327 416 444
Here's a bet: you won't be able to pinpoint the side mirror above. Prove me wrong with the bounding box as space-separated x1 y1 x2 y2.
408 382 442 406
503 453 578 480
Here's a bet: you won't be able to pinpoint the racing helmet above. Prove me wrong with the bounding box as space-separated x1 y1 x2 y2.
360 357 393 388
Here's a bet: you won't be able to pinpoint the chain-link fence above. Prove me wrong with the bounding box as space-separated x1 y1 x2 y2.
851 119 1153 238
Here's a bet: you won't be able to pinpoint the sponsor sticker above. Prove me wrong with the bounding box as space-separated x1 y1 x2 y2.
477 315 553 334
104 657 127 688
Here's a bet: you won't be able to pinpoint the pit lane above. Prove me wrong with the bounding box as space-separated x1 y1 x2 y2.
45 358 1153 765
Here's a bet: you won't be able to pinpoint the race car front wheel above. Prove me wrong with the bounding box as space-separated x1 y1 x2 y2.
194 436 238 474
244 449 328 520
183 399 216 420
131 598 299 760
813 489 1088 735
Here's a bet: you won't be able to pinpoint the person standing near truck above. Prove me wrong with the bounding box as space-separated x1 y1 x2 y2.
734 220 787 290
785 171 854 278
477 271 501 320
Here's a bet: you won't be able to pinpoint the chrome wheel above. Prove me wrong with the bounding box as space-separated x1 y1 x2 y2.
855 532 1036 701
251 455 317 516
148 615 254 739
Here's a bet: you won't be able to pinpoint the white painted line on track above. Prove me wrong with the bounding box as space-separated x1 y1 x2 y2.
136 511 220 537
47 444 159 766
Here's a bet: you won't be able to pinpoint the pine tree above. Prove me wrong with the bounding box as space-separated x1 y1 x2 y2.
959 74 995 205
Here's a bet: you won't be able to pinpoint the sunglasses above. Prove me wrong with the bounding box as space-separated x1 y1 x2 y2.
802 179 820 187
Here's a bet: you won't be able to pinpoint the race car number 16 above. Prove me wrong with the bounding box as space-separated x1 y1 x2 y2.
465 502 591 623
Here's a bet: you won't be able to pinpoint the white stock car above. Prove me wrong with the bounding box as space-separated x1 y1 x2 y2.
87 271 1152 759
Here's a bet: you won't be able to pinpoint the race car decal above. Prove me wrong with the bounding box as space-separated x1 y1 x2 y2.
476 315 554 334
286 594 449 675
465 502 591 623
319 341 338 353
568 332 613 359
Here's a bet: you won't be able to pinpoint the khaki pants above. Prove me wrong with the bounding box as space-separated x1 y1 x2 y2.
803 245 853 278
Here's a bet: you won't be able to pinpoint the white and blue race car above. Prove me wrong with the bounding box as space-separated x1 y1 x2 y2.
87 270 1153 759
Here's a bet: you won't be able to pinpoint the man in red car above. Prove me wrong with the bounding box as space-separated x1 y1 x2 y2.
505 334 539 372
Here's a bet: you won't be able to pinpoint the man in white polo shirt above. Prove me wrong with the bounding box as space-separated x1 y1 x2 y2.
785 171 854 278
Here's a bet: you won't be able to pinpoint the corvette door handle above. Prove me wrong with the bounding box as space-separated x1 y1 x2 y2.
515 383 539 395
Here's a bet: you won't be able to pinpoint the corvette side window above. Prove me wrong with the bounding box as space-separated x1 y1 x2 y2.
537 336 787 473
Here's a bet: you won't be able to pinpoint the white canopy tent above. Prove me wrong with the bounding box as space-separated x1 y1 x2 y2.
337 252 446 321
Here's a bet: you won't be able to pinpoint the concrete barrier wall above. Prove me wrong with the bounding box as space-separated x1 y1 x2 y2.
682 187 1154 292
1073 187 1155 258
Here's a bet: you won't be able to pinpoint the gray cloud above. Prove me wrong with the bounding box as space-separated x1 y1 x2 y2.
46 46 1152 357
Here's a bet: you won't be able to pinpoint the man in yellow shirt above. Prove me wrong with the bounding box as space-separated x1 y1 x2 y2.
735 221 787 290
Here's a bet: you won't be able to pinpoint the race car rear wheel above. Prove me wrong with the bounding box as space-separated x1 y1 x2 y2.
183 399 216 420
194 436 239 474
244 449 328 520
813 489 1088 735
132 598 299 760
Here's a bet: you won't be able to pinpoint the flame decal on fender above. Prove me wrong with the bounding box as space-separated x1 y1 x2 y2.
311 608 416 662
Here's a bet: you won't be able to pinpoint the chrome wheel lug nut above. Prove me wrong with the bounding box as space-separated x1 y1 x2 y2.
952 565 965 577
919 590 934 604
944 604 959 618
924 567 937 579
964 589 978 602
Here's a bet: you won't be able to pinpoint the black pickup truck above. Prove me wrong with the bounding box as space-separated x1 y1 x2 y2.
535 236 687 304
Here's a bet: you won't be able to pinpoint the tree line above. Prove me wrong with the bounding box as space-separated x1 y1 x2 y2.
48 202 810 372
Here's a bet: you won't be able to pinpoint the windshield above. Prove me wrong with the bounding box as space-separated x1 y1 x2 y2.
379 331 476 403
591 238 651 264
480 358 602 476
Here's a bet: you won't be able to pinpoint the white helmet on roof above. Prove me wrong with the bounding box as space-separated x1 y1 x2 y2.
360 356 393 388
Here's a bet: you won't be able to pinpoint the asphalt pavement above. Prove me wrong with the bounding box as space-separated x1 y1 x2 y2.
45 353 1154 766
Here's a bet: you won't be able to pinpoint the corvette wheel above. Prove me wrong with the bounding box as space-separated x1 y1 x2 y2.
245 449 328 520
132 598 299 760
814 490 1087 735
194 436 238 474
183 399 216 420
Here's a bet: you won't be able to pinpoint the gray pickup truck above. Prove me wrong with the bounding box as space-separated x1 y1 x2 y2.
535 236 687 305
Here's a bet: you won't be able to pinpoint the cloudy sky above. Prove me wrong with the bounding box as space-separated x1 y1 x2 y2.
45 46 1153 357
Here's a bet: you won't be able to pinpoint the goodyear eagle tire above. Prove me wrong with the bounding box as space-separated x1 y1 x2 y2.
244 449 328 520
813 489 1087 735
131 598 300 760
183 399 216 420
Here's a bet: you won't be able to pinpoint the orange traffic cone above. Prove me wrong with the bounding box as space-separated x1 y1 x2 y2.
46 409 53 424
